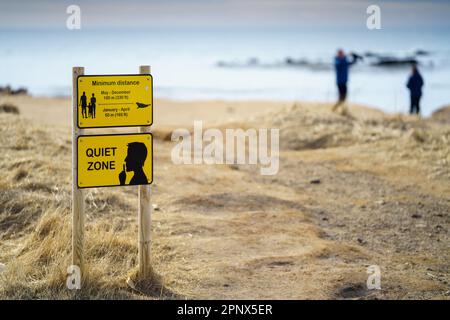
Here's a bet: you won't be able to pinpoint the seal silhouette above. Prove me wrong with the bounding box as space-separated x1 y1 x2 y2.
136 102 151 109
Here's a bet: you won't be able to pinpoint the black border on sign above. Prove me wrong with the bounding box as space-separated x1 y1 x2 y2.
77 133 154 189
76 74 153 129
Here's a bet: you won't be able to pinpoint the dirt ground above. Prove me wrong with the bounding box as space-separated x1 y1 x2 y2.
0 95 448 299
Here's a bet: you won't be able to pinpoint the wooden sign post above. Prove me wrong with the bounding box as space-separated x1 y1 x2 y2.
71 65 153 285
72 66 85 274
138 65 152 279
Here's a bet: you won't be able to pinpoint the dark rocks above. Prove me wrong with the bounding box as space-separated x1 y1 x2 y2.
0 104 20 115
337 283 368 299
0 85 28 95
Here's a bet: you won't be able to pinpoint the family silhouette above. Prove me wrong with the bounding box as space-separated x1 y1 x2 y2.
119 142 148 185
79 92 96 119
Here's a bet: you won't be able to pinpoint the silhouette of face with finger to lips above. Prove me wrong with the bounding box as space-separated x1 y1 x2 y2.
124 142 148 185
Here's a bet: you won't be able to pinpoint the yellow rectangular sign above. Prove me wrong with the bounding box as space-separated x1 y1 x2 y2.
77 74 152 128
77 133 153 188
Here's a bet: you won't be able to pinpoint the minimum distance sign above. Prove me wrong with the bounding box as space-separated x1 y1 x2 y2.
77 74 153 128
77 133 153 188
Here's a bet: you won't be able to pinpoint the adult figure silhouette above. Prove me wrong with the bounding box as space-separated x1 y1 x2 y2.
119 142 148 185
90 93 96 118
79 91 87 118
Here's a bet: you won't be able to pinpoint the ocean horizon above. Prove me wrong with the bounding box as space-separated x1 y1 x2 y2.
1 26 450 116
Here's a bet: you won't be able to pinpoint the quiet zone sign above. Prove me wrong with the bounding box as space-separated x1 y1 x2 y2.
77 133 153 188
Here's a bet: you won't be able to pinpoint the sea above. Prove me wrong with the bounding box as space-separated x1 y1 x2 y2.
1 27 449 116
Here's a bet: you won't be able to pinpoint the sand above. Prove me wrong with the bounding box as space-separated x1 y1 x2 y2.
0 95 448 299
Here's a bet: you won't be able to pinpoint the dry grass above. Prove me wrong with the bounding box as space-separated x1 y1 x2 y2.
0 114 182 299
0 205 181 299
0 99 449 299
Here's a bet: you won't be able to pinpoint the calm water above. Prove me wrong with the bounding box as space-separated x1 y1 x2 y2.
1 27 450 116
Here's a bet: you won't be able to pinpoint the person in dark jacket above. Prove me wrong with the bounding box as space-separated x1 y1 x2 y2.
332 49 359 113
406 63 424 115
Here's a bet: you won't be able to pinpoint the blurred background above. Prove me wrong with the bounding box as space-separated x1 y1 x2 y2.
1 0 449 116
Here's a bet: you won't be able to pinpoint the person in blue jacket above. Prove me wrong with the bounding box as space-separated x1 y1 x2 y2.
332 49 359 113
406 63 424 115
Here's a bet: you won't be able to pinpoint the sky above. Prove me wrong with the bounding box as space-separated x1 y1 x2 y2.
1 0 450 29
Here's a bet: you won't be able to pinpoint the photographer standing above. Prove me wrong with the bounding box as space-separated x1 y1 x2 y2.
332 49 361 114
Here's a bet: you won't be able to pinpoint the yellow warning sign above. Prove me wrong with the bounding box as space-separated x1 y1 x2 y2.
77 74 152 128
77 133 153 188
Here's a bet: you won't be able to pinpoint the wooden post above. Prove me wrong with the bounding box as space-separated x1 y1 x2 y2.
138 65 152 279
72 67 85 275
